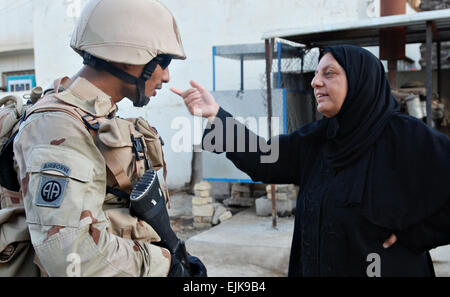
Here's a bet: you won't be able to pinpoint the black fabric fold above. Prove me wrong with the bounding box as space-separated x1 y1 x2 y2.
309 45 449 230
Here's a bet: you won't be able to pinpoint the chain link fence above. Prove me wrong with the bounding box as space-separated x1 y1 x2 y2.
258 41 321 133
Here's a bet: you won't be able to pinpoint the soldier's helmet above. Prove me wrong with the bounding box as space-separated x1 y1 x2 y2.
70 0 186 107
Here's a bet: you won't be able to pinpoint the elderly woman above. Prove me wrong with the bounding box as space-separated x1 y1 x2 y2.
171 45 450 277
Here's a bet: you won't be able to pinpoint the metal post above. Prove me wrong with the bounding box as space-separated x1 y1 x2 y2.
426 21 433 127
277 42 282 88
240 55 244 91
437 41 441 100
265 38 277 229
212 46 216 91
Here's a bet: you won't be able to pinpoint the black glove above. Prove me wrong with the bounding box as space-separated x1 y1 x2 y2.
188 255 207 277
167 254 208 277
167 255 190 277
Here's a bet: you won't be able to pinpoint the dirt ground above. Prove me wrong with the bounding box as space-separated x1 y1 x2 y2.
168 190 247 242
170 216 205 242
168 191 212 242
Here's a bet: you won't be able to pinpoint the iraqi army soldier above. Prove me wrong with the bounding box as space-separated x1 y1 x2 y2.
12 0 205 277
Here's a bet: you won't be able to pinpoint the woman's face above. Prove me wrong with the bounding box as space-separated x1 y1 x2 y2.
311 52 348 118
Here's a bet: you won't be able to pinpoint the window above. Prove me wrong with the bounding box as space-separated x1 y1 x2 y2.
6 75 36 93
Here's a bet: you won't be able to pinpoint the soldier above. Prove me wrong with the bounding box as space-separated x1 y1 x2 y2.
12 0 205 277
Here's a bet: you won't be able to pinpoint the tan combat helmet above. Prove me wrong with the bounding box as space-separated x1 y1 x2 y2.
70 0 186 107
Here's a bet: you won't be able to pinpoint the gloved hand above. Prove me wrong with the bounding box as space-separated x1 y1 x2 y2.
167 254 207 277
167 255 190 277
188 255 207 277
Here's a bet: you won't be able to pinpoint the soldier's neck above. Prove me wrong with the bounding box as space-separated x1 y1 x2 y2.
71 66 127 105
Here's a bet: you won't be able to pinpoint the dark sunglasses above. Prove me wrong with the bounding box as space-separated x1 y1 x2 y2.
155 54 172 69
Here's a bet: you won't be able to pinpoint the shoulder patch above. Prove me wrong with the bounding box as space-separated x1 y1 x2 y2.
35 175 68 208
41 162 71 176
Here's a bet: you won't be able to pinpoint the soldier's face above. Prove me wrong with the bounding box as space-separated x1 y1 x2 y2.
146 65 170 97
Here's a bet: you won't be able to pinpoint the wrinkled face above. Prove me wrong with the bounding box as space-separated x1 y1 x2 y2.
311 52 348 118
145 64 170 97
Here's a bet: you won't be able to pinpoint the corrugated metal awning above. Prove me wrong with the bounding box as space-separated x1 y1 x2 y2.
261 9 450 47
214 43 301 61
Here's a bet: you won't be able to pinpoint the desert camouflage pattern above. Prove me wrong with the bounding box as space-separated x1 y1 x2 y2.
0 94 40 276
13 77 171 276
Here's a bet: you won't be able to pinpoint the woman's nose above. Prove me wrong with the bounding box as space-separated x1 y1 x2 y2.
311 74 323 88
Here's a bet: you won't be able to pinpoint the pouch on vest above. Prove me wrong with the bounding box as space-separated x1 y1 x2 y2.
133 117 164 171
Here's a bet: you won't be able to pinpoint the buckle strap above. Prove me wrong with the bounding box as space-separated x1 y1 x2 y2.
131 135 145 161
81 114 100 130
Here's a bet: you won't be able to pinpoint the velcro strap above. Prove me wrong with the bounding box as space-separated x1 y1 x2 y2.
53 77 71 94
74 108 133 194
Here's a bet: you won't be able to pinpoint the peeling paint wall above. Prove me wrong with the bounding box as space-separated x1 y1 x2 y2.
1 0 421 188
0 0 33 52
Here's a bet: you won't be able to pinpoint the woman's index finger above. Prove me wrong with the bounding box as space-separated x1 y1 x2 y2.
170 87 184 96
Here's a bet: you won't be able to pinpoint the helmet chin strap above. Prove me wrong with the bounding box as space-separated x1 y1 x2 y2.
82 52 158 107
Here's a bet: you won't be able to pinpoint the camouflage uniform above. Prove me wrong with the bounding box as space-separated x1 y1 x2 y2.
13 77 171 276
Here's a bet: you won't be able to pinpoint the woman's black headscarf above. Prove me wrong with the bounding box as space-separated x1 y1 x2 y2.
305 45 450 230
322 45 399 168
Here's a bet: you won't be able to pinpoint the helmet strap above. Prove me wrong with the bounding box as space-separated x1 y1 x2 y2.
83 52 158 107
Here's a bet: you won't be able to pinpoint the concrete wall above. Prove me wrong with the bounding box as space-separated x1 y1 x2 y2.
32 0 89 90
203 89 285 182
0 51 35 89
0 0 34 91
29 0 372 188
0 0 33 53
18 0 418 188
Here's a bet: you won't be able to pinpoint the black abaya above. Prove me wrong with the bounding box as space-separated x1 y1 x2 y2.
202 45 450 276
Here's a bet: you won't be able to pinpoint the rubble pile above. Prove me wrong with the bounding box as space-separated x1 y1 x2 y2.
255 184 298 217
192 181 232 229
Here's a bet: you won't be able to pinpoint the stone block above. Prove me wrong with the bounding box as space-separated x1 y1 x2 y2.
231 183 250 193
219 211 232 223
194 189 211 197
192 204 215 217
266 184 295 193
255 197 295 217
194 181 212 191
212 203 227 225
192 196 214 205
232 191 250 198
194 216 213 224
223 197 255 207
267 192 296 201
193 222 211 229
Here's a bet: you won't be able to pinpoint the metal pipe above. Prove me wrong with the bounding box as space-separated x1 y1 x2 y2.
277 42 282 88
240 55 244 91
379 0 406 89
265 38 277 229
212 46 216 91
426 21 433 127
437 41 441 100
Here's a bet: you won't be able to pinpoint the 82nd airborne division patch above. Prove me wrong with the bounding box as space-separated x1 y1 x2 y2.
35 162 70 208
